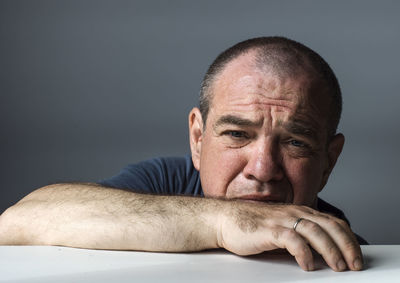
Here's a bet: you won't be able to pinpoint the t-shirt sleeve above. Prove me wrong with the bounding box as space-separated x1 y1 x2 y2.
97 155 203 196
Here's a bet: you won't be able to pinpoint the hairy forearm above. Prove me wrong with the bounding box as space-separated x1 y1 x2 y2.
0 183 219 251
0 183 364 271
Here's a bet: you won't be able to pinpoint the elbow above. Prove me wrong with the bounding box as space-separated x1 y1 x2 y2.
0 197 50 245
0 205 23 245
0 184 61 245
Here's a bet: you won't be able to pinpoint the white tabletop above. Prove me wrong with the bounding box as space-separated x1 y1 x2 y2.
0 245 399 282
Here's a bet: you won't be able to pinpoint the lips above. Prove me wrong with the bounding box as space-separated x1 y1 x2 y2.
234 194 286 203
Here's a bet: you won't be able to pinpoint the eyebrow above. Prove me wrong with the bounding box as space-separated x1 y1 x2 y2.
214 115 263 129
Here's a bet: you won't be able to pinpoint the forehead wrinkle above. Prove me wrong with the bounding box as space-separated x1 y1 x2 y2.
230 100 294 110
228 76 302 111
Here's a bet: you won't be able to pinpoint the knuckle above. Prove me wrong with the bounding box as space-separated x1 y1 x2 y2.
297 244 311 257
272 230 280 241
327 219 346 234
342 238 358 252
327 243 339 256
336 218 350 229
287 204 312 216
298 205 314 213
318 212 332 220
331 220 343 230
283 229 299 240
305 221 323 235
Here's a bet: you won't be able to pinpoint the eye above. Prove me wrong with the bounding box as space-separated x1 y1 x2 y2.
282 137 315 157
222 130 250 140
223 130 249 139
220 130 251 148
289 139 307 147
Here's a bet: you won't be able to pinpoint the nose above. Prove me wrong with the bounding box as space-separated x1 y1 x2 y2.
242 138 284 183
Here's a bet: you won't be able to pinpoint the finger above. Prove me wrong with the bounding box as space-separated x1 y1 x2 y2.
294 218 347 272
271 227 314 271
312 217 363 271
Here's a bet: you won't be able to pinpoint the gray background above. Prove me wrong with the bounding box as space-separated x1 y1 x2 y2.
1 0 399 244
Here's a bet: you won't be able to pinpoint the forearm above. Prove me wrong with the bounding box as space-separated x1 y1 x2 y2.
0 183 219 251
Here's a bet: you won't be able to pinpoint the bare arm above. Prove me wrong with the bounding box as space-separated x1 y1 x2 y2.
0 183 363 271
0 183 219 251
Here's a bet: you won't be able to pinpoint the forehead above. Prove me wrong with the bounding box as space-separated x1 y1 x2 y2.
209 53 329 129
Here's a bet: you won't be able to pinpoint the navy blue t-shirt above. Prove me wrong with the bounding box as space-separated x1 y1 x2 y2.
99 154 368 244
99 155 203 196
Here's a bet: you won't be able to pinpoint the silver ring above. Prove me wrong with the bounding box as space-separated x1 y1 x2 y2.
293 218 304 231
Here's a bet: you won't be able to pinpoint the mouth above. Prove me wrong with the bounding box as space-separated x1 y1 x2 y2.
235 195 286 204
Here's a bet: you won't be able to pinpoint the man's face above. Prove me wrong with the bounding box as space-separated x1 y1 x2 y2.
189 53 344 207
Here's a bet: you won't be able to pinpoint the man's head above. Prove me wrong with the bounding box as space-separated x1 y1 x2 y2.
189 36 344 207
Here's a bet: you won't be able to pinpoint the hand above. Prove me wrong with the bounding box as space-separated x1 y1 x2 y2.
216 201 363 272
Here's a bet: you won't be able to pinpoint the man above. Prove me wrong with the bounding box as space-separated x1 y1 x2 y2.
0 36 365 272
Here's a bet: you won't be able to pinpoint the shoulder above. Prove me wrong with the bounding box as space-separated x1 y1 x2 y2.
99 155 202 196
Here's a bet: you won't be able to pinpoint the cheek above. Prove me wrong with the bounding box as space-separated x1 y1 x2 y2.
287 159 324 205
200 138 244 197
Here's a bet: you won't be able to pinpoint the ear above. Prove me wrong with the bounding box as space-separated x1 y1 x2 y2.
319 133 345 191
188 107 204 171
